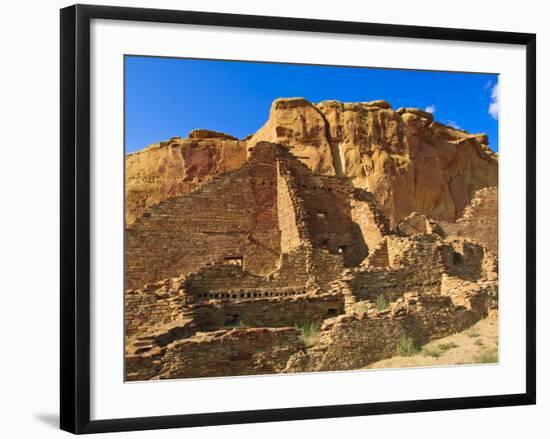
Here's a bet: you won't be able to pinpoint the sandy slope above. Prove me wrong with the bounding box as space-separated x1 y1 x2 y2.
366 310 499 369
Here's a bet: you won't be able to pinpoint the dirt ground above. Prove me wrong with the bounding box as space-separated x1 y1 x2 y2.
366 311 499 369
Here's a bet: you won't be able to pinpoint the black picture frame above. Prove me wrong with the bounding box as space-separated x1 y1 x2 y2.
60 4 536 434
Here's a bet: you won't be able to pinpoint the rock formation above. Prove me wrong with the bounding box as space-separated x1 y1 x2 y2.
250 98 498 227
127 98 497 228
124 98 499 381
125 131 247 225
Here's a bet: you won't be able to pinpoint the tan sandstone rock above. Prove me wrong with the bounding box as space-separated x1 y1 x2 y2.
247 98 337 176
125 133 247 225
127 98 498 229
249 98 498 227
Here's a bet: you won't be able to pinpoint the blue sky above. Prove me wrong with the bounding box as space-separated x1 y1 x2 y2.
125 56 499 153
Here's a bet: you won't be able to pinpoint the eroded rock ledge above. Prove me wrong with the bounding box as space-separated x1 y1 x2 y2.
126 98 497 228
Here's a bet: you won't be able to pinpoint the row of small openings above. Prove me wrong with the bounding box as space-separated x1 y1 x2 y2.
196 290 306 300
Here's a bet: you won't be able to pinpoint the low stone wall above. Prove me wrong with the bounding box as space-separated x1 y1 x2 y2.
127 287 493 380
344 235 489 304
189 293 344 330
125 280 186 336
126 327 301 381
348 267 441 303
441 276 498 311
285 291 488 373
387 235 444 270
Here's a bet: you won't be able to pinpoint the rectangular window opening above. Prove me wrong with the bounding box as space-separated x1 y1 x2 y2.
223 256 243 267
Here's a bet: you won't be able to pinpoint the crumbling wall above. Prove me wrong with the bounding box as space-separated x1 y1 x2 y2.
276 162 302 252
397 212 429 235
126 287 494 380
126 327 302 381
189 293 344 330
184 248 311 296
346 235 448 302
442 239 485 281
348 267 441 302
482 249 499 281
387 235 443 270
285 291 488 373
441 276 498 311
126 142 391 291
125 280 186 336
125 134 248 225
350 193 389 253
125 144 282 290
346 234 490 303
285 156 388 268
440 187 498 254
364 238 390 268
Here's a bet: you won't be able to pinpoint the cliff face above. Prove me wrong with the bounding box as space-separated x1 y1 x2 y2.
125 131 247 225
126 98 498 228
249 98 498 227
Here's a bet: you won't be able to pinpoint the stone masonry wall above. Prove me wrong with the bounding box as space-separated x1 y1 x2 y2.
188 293 344 330
184 248 311 296
443 239 485 281
285 154 388 268
126 327 302 381
285 291 488 373
364 238 390 268
348 267 441 303
440 187 498 255
125 144 283 290
346 235 488 303
276 162 302 253
125 280 186 336
127 287 493 380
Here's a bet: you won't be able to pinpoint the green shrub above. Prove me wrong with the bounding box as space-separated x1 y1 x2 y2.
465 328 480 338
437 341 458 352
422 341 457 358
474 349 498 364
474 339 484 347
376 294 390 311
421 346 441 358
397 335 418 357
295 321 320 348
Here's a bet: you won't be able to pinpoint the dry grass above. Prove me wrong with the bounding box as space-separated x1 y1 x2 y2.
295 321 321 348
366 311 498 369
397 335 418 356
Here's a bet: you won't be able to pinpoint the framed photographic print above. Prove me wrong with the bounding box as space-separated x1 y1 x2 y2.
60 4 536 434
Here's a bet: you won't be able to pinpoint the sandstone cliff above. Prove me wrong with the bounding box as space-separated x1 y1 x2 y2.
249 98 498 227
125 130 247 225
126 98 498 228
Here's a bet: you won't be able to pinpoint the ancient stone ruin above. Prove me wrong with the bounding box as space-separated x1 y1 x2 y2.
125 98 498 381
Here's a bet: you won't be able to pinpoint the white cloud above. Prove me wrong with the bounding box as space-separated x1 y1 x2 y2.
446 120 461 130
425 105 436 114
488 82 499 120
